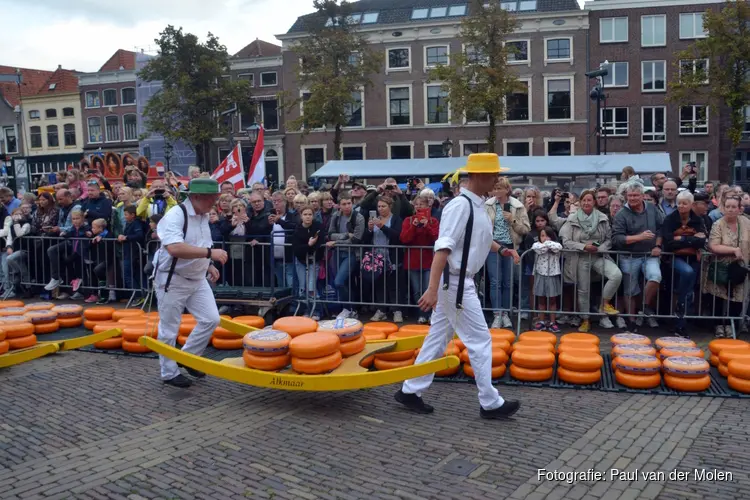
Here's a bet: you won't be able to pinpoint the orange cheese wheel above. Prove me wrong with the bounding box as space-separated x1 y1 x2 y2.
659 346 705 360
0 300 24 309
490 328 516 344
519 331 557 345
655 336 697 350
375 348 415 362
34 321 60 335
664 373 710 392
560 332 600 345
83 306 116 321
662 356 710 378
708 338 749 355
273 316 318 337
728 375 750 393
84 319 97 330
509 364 553 382
436 364 461 377
0 328 5 342
492 339 512 353
360 354 375 368
728 359 750 379
52 304 84 318
58 316 84 328
718 348 750 366
112 309 145 321
242 329 291 356
94 337 123 350
211 337 243 350
0 315 30 326
363 328 387 341
558 343 599 355
611 344 658 357
340 335 366 357
292 350 343 374
388 330 427 340
615 369 661 389
719 364 729 377
511 340 555 353
117 317 150 327
8 334 36 349
373 355 416 371
452 337 465 351
2 322 34 339
398 324 430 335
122 340 150 353
93 322 120 334
0 307 27 317
464 363 506 379
181 314 195 321
614 354 661 375
0 340 8 355
459 348 508 366
557 366 602 385
444 342 461 357
232 315 265 328
316 318 363 341
511 350 555 369
709 354 720 367
25 302 55 311
177 335 188 346
364 321 399 334
558 352 604 372
122 326 158 342
289 332 340 359
243 351 291 371
611 333 651 346
24 311 58 324
144 311 160 320
179 322 195 335
213 327 240 340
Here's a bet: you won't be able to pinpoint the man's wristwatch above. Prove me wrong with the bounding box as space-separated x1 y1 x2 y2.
206 248 212 259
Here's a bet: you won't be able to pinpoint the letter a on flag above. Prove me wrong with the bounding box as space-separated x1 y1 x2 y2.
211 144 245 191
247 126 266 186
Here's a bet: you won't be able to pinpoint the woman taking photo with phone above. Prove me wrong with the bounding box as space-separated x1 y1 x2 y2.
291 205 325 320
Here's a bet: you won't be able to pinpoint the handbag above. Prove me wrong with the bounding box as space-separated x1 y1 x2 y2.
709 221 746 287
361 250 385 281
673 225 698 257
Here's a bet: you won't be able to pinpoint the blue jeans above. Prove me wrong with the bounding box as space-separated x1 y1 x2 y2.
620 256 662 297
486 251 513 312
274 260 297 291
295 259 320 316
334 250 358 308
673 257 699 315
409 269 431 319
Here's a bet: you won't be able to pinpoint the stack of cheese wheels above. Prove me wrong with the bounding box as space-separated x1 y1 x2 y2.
510 331 557 382
177 314 196 346
122 321 158 353
461 345 508 379
212 315 244 350
611 344 658 370
374 331 419 370
317 319 365 358
0 315 36 350
242 329 291 370
93 321 123 349
289 331 342 374
363 322 398 341
613 354 662 389
273 316 318 338
83 306 116 329
491 328 516 346
51 304 84 328
717 345 750 378
727 356 750 393
0 327 7 355
557 333 603 385
708 338 750 368
25 309 60 335
662 356 711 392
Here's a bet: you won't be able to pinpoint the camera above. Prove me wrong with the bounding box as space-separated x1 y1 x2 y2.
385 185 394 191
407 178 419 194
154 189 165 199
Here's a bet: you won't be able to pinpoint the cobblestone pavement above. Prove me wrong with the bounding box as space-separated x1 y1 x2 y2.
1 351 748 500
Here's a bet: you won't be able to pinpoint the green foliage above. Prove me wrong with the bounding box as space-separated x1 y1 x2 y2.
428 0 521 152
138 25 255 165
281 0 381 159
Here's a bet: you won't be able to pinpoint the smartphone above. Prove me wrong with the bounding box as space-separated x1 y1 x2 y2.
592 241 601 247
503 203 511 212
369 210 377 219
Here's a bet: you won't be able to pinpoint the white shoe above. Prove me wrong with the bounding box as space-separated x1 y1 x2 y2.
393 311 404 323
70 292 84 300
337 308 351 319
715 325 725 338
615 317 627 329
520 312 529 320
44 278 61 291
370 309 387 322
349 310 359 320
501 312 512 328
490 314 502 329
557 315 570 325
599 317 614 329
648 317 659 328
568 316 581 327
417 316 428 324
635 314 644 327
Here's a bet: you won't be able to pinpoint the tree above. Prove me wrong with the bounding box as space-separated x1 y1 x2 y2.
281 0 381 160
669 1 750 174
139 25 255 168
429 0 521 153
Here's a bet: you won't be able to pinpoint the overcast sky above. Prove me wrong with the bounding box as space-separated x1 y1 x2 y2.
0 0 587 72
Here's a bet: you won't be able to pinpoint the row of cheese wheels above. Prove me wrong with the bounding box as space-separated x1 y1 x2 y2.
705 338 750 393
0 303 87 354
83 307 159 352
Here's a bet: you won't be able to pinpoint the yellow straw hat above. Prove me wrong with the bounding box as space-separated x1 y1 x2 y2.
442 153 509 185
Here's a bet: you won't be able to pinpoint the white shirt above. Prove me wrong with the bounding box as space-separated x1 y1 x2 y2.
153 198 214 279
434 188 493 276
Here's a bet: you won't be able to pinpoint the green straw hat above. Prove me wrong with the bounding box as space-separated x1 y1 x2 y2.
187 178 220 195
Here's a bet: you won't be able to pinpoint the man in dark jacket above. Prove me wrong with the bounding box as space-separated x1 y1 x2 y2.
246 193 273 287
327 192 365 319
82 181 113 226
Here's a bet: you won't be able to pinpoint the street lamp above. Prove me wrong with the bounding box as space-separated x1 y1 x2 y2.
246 122 260 145
587 61 610 156
164 141 173 172
441 137 453 158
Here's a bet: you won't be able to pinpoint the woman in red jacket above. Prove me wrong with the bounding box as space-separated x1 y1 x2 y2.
401 195 439 323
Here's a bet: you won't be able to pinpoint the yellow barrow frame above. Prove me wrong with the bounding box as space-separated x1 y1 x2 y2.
140 318 458 392
0 328 122 369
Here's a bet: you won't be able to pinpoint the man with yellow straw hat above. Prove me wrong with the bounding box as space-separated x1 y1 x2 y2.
395 153 521 419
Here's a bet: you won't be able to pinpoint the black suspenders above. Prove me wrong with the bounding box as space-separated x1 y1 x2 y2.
164 204 189 293
442 194 474 310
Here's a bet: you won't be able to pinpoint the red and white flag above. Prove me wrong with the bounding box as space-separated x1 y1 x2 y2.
247 126 266 186
211 144 245 190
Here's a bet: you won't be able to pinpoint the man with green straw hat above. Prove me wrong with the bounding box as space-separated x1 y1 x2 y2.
395 153 521 419
152 177 228 388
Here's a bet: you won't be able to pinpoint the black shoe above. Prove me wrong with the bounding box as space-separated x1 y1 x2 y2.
394 390 434 414
163 374 192 388
480 399 520 419
178 363 206 378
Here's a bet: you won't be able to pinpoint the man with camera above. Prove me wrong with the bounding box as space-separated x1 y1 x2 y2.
136 179 177 221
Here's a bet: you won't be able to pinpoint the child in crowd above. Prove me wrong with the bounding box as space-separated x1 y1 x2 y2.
118 206 145 303
532 226 563 333
59 209 90 300
290 205 324 320
227 199 250 286
87 218 114 304
5 207 32 298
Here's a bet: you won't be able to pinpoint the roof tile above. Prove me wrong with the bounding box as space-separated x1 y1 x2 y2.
233 39 282 59
0 66 54 107
99 49 136 72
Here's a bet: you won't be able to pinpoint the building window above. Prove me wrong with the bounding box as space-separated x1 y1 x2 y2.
238 73 254 87
105 116 120 142
642 61 666 92
342 145 365 161
642 107 666 142
46 125 59 148
387 48 410 71
412 8 429 19
466 107 489 123
87 117 102 143
600 17 628 43
680 13 706 39
63 124 76 146
506 81 530 121
679 105 708 135
63 107 74 117
463 142 489 155
389 144 413 160
85 91 100 108
679 59 709 84
679 151 708 181
507 40 529 63
744 106 750 138
426 85 449 124
260 72 278 87
545 38 571 61
344 92 362 128
429 6 447 17
28 110 40 120
602 107 629 136
388 86 411 126
425 46 449 67
466 45 488 66
449 5 466 16
641 15 666 47
103 89 117 107
303 147 325 178
121 87 136 105
45 108 57 119
502 1 537 11
427 143 445 158
123 114 137 141
361 12 378 24
505 140 531 156
3 126 17 153
602 62 628 87
546 140 573 156
261 99 279 131
30 126 42 148
546 78 571 120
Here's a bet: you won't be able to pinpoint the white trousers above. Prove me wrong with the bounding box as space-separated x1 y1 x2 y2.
402 276 504 411
155 272 220 380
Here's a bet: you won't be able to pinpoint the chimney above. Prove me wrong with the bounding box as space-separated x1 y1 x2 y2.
57 64 62 70
257 38 262 57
